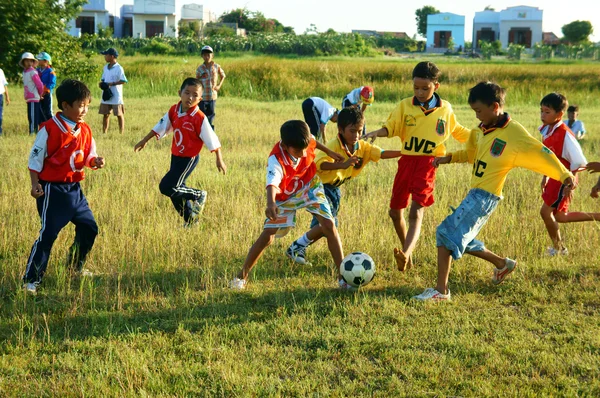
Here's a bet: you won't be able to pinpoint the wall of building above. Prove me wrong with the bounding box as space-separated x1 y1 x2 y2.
132 14 177 38
426 13 465 50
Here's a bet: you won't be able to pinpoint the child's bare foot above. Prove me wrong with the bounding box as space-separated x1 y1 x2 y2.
407 255 413 269
394 248 409 271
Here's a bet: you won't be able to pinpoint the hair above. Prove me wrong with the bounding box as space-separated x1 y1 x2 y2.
337 107 365 130
56 79 91 110
540 93 568 113
412 61 441 82
468 81 506 106
280 120 311 149
180 77 202 91
567 104 579 113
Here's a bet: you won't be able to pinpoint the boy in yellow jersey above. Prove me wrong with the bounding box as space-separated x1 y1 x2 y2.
413 82 575 301
363 61 470 271
286 107 402 273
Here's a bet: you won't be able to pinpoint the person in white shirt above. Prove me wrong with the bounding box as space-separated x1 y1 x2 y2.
301 97 338 142
98 48 127 134
565 104 587 140
0 67 10 136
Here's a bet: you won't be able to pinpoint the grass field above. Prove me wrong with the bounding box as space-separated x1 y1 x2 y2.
1 57 600 396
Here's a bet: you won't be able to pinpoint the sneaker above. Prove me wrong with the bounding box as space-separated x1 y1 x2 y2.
76 268 94 278
492 258 517 285
546 247 568 257
338 279 357 291
286 241 311 266
229 277 247 290
191 191 208 217
412 287 451 301
23 282 37 295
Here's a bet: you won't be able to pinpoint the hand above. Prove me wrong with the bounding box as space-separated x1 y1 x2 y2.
215 85 221 92
5 97 9 105
563 177 576 200
362 131 378 143
591 184 600 199
330 152 345 163
30 183 44 198
343 156 359 168
216 157 227 174
94 157 105 168
265 204 278 221
98 82 104 89
432 155 451 168
586 162 600 173
540 177 548 194
134 139 147 152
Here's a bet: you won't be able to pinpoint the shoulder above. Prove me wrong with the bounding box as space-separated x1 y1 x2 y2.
440 99 453 111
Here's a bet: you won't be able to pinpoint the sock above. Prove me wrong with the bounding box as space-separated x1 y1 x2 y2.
297 233 313 247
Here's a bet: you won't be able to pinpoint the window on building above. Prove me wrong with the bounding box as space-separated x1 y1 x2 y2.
76 16 95 34
146 21 164 37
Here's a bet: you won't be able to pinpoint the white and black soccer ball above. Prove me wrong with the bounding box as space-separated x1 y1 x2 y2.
340 252 375 287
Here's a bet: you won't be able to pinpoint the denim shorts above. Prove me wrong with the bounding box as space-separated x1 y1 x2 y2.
310 184 341 229
436 188 501 260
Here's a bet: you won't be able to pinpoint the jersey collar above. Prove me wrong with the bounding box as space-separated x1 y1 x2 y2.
55 113 81 136
480 113 511 135
539 120 563 139
337 134 358 157
177 101 199 118
412 92 441 115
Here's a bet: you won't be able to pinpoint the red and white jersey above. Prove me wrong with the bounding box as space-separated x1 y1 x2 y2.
152 102 221 158
266 138 317 202
540 121 587 172
28 113 98 183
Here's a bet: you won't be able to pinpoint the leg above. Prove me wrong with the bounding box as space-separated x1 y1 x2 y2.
67 189 99 271
159 155 203 222
402 201 425 258
466 248 506 269
540 203 563 250
0 94 3 135
102 114 110 134
237 228 278 280
314 215 344 278
301 99 321 138
27 102 34 134
117 114 125 134
435 246 453 294
555 211 600 223
33 102 41 132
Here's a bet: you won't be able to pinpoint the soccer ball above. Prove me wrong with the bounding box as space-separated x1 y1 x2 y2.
340 252 375 287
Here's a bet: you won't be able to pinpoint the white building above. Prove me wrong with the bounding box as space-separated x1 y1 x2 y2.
473 6 543 49
67 0 110 36
132 0 181 38
473 10 500 48
426 13 465 52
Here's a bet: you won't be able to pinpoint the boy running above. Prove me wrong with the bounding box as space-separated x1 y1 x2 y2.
230 120 347 290
363 61 470 271
134 78 226 226
413 82 575 301
538 93 600 256
301 97 339 142
286 107 401 265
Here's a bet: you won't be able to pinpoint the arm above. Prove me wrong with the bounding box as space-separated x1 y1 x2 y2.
450 129 478 164
3 85 8 105
85 137 105 169
319 123 327 143
380 150 402 159
541 175 548 194
32 72 44 96
216 66 226 91
450 113 471 143
513 135 574 185
320 157 359 170
315 140 344 162
29 170 43 198
134 131 157 152
361 103 368 113
265 185 278 221
591 177 600 198
214 147 226 174
362 127 389 143
433 155 452 168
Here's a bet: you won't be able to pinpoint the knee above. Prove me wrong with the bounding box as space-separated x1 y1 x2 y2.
158 180 173 196
388 209 402 222
319 218 336 234
554 212 567 223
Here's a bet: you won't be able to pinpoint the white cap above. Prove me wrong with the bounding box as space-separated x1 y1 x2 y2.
201 45 214 53
19 52 38 68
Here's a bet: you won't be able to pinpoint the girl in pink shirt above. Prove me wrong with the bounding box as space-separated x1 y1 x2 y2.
19 52 44 134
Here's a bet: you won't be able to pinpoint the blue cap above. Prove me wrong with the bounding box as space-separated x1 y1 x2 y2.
36 52 52 62
101 48 119 57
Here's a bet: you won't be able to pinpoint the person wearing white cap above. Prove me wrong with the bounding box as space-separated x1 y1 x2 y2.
195 45 226 131
19 52 44 135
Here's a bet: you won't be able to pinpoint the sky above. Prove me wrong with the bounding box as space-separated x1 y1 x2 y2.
107 0 599 41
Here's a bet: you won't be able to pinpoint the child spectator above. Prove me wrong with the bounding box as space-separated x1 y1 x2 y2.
230 120 348 290
286 107 401 265
565 105 586 140
342 86 374 134
538 93 600 256
413 82 575 301
98 48 127 134
363 61 470 272
302 97 339 142
195 45 225 131
0 66 9 136
36 52 57 123
24 79 105 294
134 78 226 226
19 52 43 134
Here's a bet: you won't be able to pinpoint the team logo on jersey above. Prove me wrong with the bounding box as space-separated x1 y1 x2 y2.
490 138 507 157
31 146 42 157
435 119 446 136
404 115 416 126
541 146 552 155
182 122 194 132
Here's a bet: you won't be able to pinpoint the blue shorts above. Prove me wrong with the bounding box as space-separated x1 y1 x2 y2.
436 188 501 260
310 184 341 229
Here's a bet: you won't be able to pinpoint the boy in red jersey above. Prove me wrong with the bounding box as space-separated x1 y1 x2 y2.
230 120 347 290
538 93 600 256
363 61 470 271
135 78 226 226
24 79 105 294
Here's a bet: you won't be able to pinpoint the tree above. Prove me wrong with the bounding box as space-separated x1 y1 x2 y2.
0 0 96 81
219 8 293 33
561 20 593 44
484 6 495 11
415 6 440 38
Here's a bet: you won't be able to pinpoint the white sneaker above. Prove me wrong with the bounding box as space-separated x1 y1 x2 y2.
23 282 37 295
546 247 568 257
412 287 451 301
229 277 247 290
338 279 357 291
492 258 517 285
286 241 311 266
76 268 94 277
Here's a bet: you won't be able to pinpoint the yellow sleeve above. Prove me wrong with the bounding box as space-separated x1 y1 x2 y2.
513 134 573 182
450 113 471 143
364 142 383 164
315 151 334 172
450 128 478 164
383 104 404 139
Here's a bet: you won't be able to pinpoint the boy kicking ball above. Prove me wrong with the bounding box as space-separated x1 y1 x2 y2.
413 82 575 302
